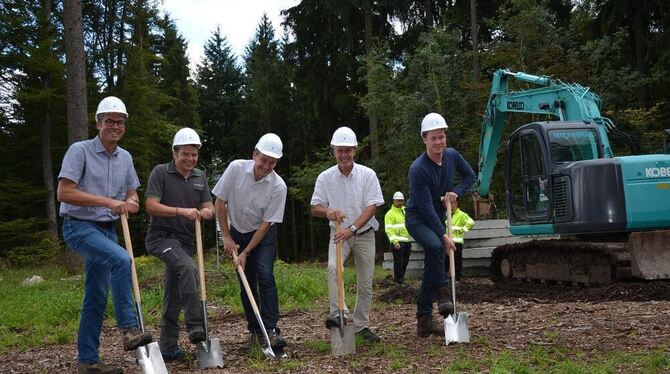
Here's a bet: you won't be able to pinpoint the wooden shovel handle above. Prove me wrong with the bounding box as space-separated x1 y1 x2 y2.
195 218 207 301
335 221 345 311
120 214 142 303
232 247 263 318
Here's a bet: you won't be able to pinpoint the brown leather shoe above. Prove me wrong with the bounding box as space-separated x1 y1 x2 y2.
120 326 152 351
417 314 443 338
77 361 123 374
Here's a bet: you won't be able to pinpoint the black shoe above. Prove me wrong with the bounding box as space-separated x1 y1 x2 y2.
78 362 123 374
239 332 262 354
325 315 341 329
161 347 193 362
356 327 381 343
120 326 152 351
188 326 206 344
267 328 287 350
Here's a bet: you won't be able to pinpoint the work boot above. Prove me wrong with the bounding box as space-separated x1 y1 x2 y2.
436 285 454 317
77 361 123 374
161 347 193 362
120 326 152 351
188 325 206 344
267 328 287 350
356 327 381 343
416 314 442 338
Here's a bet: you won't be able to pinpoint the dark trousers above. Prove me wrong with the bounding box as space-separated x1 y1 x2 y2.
444 243 463 281
231 225 279 334
392 242 412 284
146 231 204 352
405 215 448 316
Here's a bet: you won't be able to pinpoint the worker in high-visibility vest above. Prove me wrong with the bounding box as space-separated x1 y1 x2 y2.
384 191 412 284
445 198 474 281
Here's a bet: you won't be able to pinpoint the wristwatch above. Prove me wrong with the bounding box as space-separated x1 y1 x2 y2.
348 224 358 234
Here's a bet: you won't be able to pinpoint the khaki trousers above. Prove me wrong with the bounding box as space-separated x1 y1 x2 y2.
327 229 376 332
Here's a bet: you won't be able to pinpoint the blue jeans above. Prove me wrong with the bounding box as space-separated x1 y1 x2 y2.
405 215 447 316
62 219 138 364
231 225 279 333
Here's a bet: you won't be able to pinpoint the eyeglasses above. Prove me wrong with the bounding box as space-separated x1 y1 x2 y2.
103 119 126 128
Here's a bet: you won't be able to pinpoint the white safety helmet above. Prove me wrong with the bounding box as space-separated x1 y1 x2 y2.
255 133 283 159
420 112 448 135
96 96 128 119
330 126 358 147
393 191 404 200
172 127 202 150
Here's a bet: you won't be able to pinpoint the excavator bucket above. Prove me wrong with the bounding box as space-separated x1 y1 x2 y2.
629 230 670 280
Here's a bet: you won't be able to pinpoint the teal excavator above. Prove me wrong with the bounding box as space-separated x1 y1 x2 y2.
475 69 670 285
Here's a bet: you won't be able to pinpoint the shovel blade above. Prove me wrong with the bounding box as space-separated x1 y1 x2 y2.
136 342 168 374
444 312 470 345
330 325 356 356
196 338 225 368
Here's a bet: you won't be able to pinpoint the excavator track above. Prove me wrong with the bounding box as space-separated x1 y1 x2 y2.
490 239 631 286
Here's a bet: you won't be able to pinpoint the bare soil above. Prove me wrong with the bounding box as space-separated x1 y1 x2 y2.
2 277 669 373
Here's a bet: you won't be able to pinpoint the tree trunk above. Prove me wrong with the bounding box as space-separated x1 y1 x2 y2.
364 6 379 159
424 0 433 28
470 0 480 82
632 0 649 108
63 0 88 143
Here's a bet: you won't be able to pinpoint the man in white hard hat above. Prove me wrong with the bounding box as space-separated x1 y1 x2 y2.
311 126 385 343
57 96 152 374
384 191 412 284
405 112 476 338
144 127 215 361
213 133 288 354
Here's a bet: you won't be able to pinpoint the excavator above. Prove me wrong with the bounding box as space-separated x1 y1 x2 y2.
474 69 670 285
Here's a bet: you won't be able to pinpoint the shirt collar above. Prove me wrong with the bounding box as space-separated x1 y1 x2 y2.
244 159 271 183
338 162 357 177
94 135 118 156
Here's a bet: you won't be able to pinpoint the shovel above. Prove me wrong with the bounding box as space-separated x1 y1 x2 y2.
444 202 470 344
120 214 168 374
231 246 277 359
194 218 225 368
330 221 356 356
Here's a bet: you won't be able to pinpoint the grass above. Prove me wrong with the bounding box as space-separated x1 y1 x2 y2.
1 259 669 373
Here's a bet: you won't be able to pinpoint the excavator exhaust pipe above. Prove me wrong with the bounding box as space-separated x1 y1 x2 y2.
629 230 670 280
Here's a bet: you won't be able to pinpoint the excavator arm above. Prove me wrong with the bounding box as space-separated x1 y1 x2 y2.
476 69 615 205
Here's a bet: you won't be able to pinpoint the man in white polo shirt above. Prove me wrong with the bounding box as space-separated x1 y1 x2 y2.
311 126 384 343
212 133 288 353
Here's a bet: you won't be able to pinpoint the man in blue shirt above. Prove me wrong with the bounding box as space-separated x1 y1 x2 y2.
57 96 152 374
405 112 476 338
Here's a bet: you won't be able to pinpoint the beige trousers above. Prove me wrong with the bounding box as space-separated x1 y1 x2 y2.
327 229 376 332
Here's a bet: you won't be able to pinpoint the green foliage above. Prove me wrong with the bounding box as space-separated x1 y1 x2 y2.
6 235 61 268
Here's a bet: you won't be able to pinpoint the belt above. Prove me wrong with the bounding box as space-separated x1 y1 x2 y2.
356 227 373 235
65 215 116 229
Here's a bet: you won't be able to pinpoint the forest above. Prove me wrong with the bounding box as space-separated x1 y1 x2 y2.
1 0 669 266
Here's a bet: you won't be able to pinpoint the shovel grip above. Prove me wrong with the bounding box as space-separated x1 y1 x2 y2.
195 218 207 301
120 215 142 306
335 221 345 311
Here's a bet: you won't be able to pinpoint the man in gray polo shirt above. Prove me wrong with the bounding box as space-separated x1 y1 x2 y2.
57 96 152 374
213 133 287 354
145 127 215 361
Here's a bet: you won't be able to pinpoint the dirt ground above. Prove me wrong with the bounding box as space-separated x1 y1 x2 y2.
2 276 669 373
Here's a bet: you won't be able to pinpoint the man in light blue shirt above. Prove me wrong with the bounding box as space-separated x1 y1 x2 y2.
57 96 152 374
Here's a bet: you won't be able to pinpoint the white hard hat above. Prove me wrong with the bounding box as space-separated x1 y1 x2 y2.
393 191 404 200
420 112 448 134
255 133 283 159
172 127 202 150
330 126 358 147
96 96 128 118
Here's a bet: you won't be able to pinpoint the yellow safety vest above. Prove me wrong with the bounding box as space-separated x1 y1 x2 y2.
447 208 475 244
384 205 411 244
